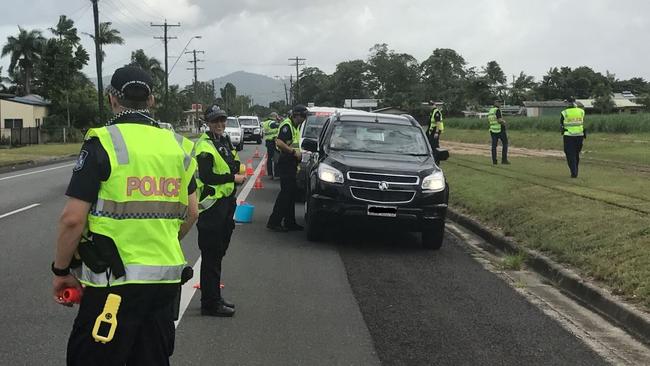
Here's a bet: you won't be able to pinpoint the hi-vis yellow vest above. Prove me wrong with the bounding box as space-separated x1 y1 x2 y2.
81 123 196 287
276 118 300 152
193 133 235 212
263 119 279 141
488 107 502 133
561 107 585 137
428 108 445 134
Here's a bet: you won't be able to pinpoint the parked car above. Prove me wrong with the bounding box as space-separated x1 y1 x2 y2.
225 117 243 151
301 111 449 249
238 116 263 144
158 122 175 132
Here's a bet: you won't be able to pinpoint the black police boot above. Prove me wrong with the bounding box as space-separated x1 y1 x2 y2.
220 298 235 309
201 303 235 317
284 223 304 231
502 160 511 165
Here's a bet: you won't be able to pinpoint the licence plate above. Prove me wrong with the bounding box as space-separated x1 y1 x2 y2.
367 205 397 217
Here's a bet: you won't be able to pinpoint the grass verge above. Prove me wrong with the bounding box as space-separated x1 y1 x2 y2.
443 153 650 310
0 143 82 166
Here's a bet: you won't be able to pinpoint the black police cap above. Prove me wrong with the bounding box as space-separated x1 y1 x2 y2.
204 105 228 122
107 66 154 101
292 104 308 116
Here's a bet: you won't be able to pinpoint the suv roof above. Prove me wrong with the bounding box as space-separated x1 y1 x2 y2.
238 116 259 119
333 111 417 127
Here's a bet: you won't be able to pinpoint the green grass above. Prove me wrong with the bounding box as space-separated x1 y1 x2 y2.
444 154 650 309
442 128 650 166
0 143 82 166
445 113 650 133
500 252 527 271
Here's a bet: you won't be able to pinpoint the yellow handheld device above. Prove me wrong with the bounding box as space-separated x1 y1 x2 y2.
239 163 246 175
92 293 122 343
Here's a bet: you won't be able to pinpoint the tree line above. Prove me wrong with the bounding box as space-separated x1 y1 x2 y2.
296 43 650 116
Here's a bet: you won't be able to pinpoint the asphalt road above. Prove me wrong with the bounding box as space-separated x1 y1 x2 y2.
0 143 609 365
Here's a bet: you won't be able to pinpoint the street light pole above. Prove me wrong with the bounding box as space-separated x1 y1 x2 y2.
169 35 201 76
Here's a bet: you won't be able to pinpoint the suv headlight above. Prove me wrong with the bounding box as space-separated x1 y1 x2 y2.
421 171 445 192
318 163 344 184
254 128 261 134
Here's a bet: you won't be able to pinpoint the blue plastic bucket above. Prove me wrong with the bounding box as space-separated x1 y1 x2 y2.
234 202 254 223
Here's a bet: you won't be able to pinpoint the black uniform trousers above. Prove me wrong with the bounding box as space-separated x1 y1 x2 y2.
563 135 584 178
197 194 236 308
268 157 298 227
490 130 509 163
67 284 178 365
265 140 275 177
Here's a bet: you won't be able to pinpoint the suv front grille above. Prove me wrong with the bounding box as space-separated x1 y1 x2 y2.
347 171 419 185
350 187 415 204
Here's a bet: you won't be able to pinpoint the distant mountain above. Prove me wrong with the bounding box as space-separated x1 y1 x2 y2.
210 71 287 107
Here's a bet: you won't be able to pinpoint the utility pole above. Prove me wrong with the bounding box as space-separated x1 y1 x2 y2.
288 56 306 104
186 49 204 129
91 0 104 123
151 20 180 118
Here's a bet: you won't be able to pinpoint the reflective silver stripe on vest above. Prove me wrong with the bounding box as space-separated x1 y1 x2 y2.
77 263 185 286
91 199 188 220
107 125 130 165
174 133 192 170
198 197 217 211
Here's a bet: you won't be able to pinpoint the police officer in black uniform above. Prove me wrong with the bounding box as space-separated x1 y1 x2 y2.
195 106 246 316
266 105 307 232
52 66 199 364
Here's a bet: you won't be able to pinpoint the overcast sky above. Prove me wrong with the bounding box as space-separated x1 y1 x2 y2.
1 0 648 88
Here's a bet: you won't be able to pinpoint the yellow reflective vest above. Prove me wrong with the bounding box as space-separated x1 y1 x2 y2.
80 123 196 287
193 133 236 212
488 107 502 133
561 107 585 137
263 119 279 141
276 118 300 152
428 108 445 134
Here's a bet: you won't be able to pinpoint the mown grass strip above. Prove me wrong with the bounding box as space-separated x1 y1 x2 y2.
0 143 82 166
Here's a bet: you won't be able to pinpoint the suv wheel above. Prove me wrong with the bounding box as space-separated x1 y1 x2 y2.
237 143 244 151
305 197 324 242
422 220 445 250
257 137 262 144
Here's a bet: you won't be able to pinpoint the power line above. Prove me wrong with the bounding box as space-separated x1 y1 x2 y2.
101 0 155 36
151 20 181 115
288 56 306 104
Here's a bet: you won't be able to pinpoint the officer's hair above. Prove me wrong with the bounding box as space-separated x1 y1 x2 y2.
116 97 149 110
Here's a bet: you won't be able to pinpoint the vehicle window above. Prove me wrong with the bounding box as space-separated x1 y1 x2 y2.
239 119 257 126
328 122 428 155
226 118 239 128
303 113 332 139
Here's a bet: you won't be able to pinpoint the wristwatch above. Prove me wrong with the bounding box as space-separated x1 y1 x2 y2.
51 262 71 276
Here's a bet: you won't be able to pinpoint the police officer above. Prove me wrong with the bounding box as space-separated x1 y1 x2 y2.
488 100 510 165
266 105 307 232
426 101 444 149
194 106 246 316
561 97 586 178
52 66 198 364
262 112 281 179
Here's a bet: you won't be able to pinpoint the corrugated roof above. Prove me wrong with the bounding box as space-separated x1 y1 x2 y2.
577 98 643 109
7 94 50 106
523 101 568 108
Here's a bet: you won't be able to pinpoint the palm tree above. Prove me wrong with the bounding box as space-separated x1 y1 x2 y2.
1 27 45 95
85 22 124 63
130 49 164 84
49 15 80 44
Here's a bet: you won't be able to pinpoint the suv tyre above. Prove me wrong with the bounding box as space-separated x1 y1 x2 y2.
305 197 325 242
422 220 445 250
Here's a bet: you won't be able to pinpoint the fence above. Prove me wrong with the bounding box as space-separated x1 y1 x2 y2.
0 127 85 146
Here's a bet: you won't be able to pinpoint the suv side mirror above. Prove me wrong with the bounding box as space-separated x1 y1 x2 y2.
301 138 318 152
435 148 449 161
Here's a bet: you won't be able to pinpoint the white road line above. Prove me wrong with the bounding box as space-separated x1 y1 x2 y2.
0 163 75 181
175 154 266 328
0 203 41 219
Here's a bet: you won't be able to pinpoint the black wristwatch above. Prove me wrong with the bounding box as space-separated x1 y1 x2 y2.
51 262 71 276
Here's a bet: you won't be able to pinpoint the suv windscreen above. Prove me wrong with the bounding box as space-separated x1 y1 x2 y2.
328 122 429 155
239 119 258 126
226 118 239 128
303 113 332 139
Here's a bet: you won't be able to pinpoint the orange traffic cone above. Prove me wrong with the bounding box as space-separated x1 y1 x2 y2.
253 177 264 189
246 158 253 165
253 147 260 158
246 163 254 176
260 163 266 176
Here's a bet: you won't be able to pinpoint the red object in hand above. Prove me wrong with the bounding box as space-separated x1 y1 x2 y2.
61 287 82 304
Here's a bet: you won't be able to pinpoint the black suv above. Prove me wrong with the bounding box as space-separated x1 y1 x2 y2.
301 112 449 249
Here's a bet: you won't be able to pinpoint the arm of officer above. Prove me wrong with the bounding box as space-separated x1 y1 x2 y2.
275 124 301 159
179 192 198 240
496 109 506 126
52 197 89 304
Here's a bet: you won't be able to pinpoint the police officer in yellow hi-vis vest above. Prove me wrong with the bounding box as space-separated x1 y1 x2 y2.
194 105 246 316
267 105 307 232
52 66 198 364
488 100 510 165
561 97 586 178
427 101 444 150
262 112 281 178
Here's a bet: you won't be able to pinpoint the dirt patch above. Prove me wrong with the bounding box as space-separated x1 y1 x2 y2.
442 141 565 158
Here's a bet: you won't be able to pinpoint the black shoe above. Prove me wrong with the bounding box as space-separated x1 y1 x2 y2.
492 161 498 165
220 298 235 308
267 224 288 232
284 223 304 231
502 160 511 165
201 304 235 317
